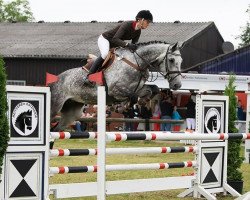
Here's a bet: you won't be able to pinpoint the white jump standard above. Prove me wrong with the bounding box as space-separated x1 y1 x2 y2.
1 86 250 200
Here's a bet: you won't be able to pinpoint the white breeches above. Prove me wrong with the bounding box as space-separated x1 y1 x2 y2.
98 35 110 59
186 118 196 130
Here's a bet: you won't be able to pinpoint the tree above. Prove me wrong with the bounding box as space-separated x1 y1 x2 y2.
238 4 250 47
0 56 9 176
224 75 243 182
0 0 34 22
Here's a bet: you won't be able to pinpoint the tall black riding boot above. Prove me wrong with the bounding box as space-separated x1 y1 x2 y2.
89 56 104 74
83 56 104 84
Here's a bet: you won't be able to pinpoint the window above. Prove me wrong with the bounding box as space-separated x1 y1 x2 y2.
7 80 26 86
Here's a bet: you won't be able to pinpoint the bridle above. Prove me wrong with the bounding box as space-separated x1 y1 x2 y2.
163 51 182 82
133 46 182 83
113 45 182 105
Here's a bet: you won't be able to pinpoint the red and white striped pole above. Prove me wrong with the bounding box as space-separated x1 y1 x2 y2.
50 131 250 141
49 160 197 174
50 146 197 157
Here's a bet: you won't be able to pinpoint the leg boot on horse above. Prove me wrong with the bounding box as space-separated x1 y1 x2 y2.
84 56 104 84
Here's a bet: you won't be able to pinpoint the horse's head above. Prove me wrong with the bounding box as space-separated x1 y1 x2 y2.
154 43 182 90
136 42 183 90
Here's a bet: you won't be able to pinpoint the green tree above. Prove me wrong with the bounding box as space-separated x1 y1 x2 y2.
238 4 250 47
0 0 34 22
224 75 243 181
0 56 9 176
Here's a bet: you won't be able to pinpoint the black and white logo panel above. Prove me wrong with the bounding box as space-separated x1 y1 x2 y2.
11 101 38 137
204 107 221 134
202 101 225 134
200 147 224 188
7 92 46 145
4 153 43 200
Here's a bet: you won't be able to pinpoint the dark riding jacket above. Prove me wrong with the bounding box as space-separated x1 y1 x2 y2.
102 21 141 48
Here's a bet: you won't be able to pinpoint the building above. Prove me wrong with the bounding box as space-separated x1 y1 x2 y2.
192 44 250 75
0 21 224 85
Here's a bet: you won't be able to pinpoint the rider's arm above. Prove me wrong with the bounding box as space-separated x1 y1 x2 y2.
131 31 141 44
111 22 131 47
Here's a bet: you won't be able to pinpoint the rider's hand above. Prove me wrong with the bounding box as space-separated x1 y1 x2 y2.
127 43 137 51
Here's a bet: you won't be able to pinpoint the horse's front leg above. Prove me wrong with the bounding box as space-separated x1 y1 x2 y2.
51 100 85 132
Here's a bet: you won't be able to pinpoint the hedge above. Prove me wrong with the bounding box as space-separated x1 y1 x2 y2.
0 56 9 176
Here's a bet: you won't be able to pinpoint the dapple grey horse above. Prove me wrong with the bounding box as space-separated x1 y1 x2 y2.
50 41 183 131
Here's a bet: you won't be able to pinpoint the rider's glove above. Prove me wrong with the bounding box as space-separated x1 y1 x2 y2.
126 43 137 51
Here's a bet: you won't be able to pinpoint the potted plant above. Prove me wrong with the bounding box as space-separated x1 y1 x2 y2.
224 74 244 194
0 56 9 181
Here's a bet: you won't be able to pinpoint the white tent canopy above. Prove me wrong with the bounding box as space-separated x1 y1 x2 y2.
146 73 250 92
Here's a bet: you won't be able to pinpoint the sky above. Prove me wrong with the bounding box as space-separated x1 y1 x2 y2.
28 0 249 48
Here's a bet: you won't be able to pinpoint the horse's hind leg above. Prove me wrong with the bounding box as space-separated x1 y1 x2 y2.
53 99 85 132
50 92 67 149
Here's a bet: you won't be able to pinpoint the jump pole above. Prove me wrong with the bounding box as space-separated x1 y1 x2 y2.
49 146 197 156
50 131 250 141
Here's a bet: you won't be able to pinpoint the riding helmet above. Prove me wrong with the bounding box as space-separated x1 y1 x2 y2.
136 10 153 22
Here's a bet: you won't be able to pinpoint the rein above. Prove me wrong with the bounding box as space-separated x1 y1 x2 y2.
133 48 182 82
114 45 182 98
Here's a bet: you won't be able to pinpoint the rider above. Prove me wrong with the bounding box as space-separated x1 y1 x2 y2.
84 10 153 83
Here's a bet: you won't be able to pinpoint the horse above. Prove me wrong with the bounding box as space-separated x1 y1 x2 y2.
50 41 183 131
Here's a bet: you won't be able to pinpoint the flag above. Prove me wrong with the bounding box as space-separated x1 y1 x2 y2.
88 71 104 86
46 72 58 86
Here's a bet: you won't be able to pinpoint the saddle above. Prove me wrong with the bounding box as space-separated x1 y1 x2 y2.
82 48 116 73
82 48 139 85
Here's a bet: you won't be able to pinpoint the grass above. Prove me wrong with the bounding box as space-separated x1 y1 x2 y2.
50 139 250 200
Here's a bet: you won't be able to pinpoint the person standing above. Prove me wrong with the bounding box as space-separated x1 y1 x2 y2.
185 97 196 131
160 96 173 131
140 101 152 131
75 107 89 132
152 99 161 131
133 104 140 130
122 105 135 131
237 100 244 120
172 106 182 131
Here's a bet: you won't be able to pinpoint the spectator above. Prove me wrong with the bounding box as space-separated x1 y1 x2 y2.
75 107 90 132
91 105 112 131
185 97 196 131
133 104 140 118
160 96 173 131
152 99 161 131
75 121 85 132
172 106 181 131
92 105 98 117
133 104 140 130
106 106 112 118
140 101 152 131
122 105 135 131
237 100 244 120
106 106 112 131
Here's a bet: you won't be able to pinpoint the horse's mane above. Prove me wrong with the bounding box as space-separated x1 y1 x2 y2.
136 41 170 47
